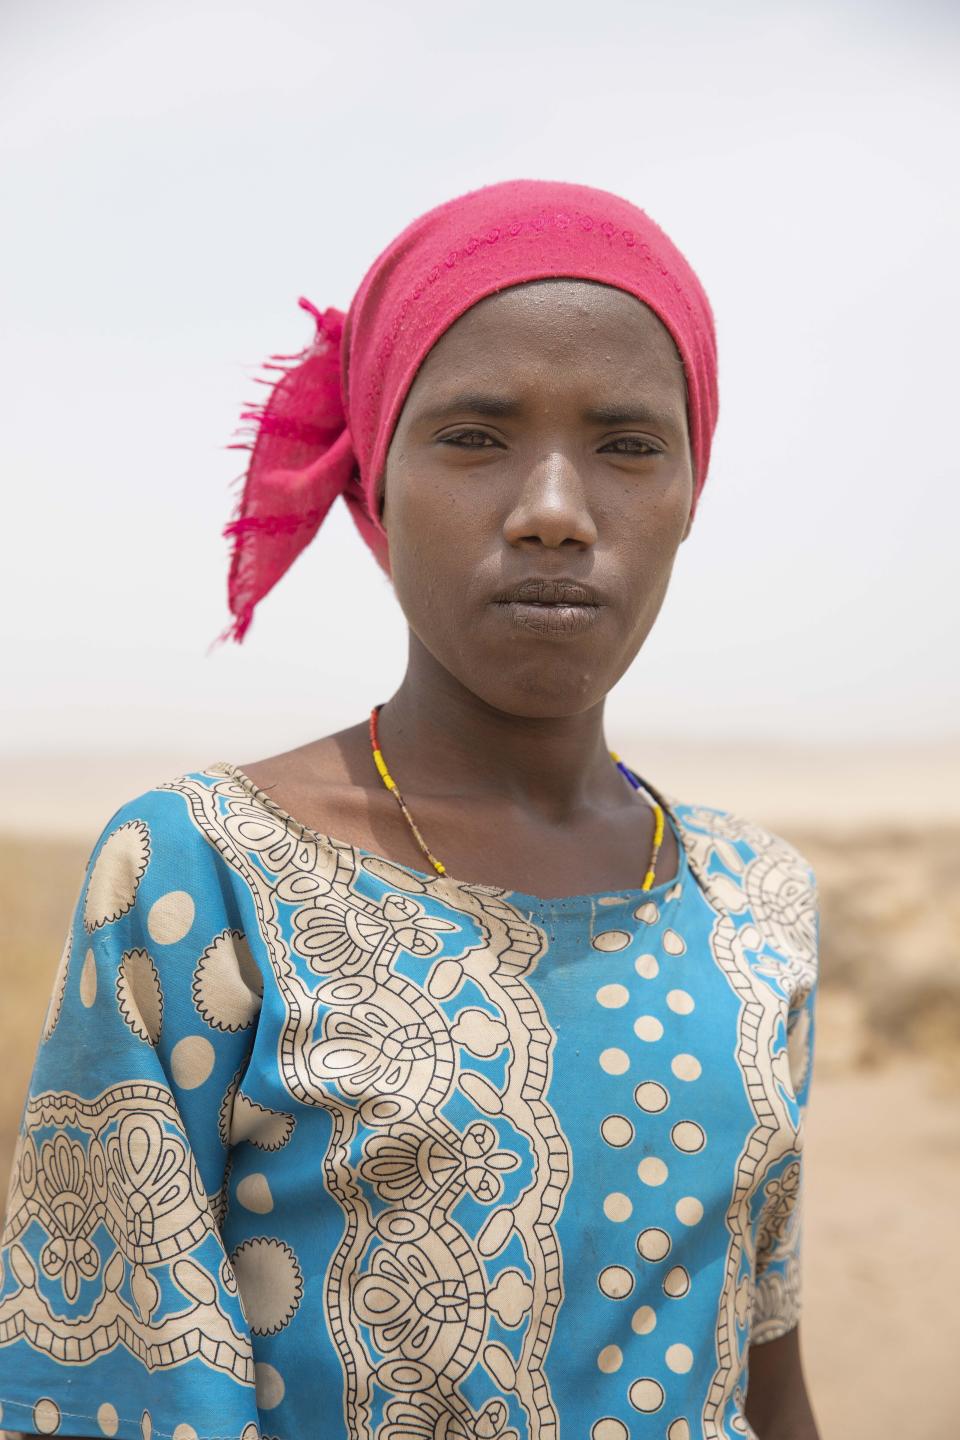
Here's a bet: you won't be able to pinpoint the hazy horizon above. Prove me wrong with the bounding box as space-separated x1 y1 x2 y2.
3 737 957 840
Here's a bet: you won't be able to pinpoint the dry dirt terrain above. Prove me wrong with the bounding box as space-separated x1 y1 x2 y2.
0 813 958 1438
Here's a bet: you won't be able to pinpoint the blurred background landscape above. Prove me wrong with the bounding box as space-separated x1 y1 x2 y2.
2 0 959 1435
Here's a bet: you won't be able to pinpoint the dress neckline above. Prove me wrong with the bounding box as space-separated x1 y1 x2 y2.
212 761 689 914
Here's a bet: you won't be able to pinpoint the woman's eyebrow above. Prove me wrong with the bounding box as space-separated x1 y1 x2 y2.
418 394 676 427
581 401 677 428
418 393 521 421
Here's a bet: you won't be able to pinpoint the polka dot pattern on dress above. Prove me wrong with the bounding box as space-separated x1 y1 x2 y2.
633 1015 663 1042
236 1172 274 1214
146 890 195 945
592 930 631 952
170 1034 216 1089
591 1420 629 1440
583 864 708 1434
598 1265 635 1299
676 1196 704 1226
231 1238 303 1335
32 1399 60 1435
600 1114 634 1147
603 1192 633 1221
672 1053 702 1081
667 988 695 1015
80 948 97 1008
664 1265 691 1298
597 1344 622 1373
638 1156 669 1186
255 1361 285 1409
666 1343 694 1374
115 948 163 1045
629 1377 665 1412
596 983 630 1009
634 1080 669 1112
671 1120 706 1153
637 1228 671 1262
97 1402 119 1436
83 819 149 932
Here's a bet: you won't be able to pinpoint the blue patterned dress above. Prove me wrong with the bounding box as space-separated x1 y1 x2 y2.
0 762 818 1440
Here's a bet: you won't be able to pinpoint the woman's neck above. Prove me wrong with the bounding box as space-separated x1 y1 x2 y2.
379 635 628 824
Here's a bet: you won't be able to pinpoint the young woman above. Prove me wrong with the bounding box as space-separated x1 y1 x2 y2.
0 179 820 1440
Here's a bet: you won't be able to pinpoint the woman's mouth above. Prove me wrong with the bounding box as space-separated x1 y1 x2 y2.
495 599 604 636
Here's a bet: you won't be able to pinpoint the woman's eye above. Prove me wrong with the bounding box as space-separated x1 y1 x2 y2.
438 431 661 455
440 429 500 448
601 437 662 456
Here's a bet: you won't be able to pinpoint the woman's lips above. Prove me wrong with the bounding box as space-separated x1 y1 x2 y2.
494 599 604 636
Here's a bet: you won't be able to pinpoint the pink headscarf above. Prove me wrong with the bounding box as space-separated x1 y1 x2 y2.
216 177 719 646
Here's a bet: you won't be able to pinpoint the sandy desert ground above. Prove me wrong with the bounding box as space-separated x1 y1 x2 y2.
1 745 958 1438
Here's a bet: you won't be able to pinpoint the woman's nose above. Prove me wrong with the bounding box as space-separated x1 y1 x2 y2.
501 450 599 549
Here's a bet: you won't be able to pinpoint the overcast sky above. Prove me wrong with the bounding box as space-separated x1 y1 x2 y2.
2 0 957 760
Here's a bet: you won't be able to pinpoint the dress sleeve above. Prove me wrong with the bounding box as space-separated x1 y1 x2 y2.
750 891 820 1345
0 786 264 1440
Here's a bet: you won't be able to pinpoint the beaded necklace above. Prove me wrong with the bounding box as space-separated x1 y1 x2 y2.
368 703 666 891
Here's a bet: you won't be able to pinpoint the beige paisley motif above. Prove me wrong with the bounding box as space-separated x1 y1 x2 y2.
381 1392 510 1440
743 850 818 965
461 1120 521 1203
292 897 388 975
755 1161 801 1265
353 1234 472 1364
99 1111 207 1261
359 1123 462 1205
752 1253 802 1343
308 1004 439 1101
380 893 460 957
486 1267 534 1329
221 801 330 882
34 1133 101 1301
0 1083 252 1384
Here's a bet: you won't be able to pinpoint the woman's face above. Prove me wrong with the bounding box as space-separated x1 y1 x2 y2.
381 279 694 718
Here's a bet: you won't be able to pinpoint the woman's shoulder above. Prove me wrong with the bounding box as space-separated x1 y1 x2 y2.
668 795 820 980
81 763 243 915
670 795 817 885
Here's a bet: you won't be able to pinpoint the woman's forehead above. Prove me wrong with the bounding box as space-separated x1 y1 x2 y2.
447 276 666 327
410 280 688 404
